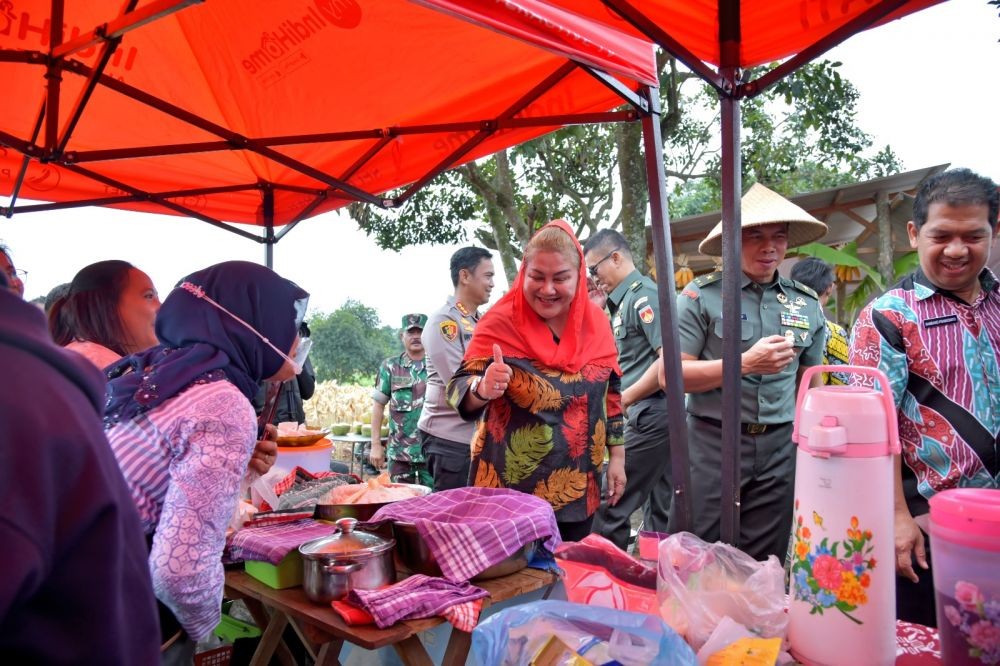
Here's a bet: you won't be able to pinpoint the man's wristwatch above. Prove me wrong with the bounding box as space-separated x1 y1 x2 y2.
470 376 488 401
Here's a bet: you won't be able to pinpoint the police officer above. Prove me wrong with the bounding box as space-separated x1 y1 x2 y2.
674 183 828 562
370 313 430 485
418 247 495 491
584 229 671 550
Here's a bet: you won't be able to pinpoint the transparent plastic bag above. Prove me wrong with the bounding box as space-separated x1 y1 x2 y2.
472 600 696 666
656 532 788 652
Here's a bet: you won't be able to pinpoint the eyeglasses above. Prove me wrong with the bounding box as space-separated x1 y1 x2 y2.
180 281 311 374
587 248 620 277
4 268 27 281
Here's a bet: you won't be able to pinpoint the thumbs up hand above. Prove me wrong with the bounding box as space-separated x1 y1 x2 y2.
481 344 512 400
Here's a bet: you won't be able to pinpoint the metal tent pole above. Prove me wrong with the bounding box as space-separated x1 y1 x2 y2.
717 0 743 547
263 185 275 269
640 86 692 532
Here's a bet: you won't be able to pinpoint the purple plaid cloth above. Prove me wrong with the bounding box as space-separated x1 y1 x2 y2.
226 519 335 564
368 487 561 582
348 575 489 628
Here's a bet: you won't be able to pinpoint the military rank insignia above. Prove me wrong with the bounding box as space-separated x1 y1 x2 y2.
439 320 458 341
638 305 655 324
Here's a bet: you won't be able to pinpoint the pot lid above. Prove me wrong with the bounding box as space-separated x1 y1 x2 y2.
299 518 393 558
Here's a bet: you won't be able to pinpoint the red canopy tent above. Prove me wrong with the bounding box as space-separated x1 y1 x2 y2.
0 0 657 257
1 0 946 540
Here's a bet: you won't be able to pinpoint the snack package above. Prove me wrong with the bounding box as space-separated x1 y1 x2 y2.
656 533 788 653
473 600 696 666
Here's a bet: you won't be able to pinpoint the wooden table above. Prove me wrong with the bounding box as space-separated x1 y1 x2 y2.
224 567 558 666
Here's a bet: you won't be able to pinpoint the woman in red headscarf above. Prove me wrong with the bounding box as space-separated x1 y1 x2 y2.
447 220 625 541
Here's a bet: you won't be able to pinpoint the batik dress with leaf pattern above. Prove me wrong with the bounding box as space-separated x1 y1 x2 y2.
454 355 624 523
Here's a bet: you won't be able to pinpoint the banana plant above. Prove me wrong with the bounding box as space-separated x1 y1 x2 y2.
791 241 884 290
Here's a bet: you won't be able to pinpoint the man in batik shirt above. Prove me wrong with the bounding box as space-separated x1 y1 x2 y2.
849 168 1000 626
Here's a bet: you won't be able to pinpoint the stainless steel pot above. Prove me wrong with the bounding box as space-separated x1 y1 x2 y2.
298 517 395 604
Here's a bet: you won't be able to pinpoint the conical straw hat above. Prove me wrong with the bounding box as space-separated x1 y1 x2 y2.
698 183 828 256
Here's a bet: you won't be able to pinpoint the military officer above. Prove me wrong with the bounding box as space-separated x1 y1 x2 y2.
674 183 828 562
584 229 671 550
418 247 495 491
370 313 430 485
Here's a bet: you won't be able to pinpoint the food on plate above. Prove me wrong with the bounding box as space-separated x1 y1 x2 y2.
277 422 323 437
319 473 425 505
330 423 351 436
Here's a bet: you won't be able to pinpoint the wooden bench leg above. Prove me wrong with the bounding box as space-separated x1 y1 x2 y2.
249 610 288 666
392 635 435 666
441 628 473 666
314 638 345 666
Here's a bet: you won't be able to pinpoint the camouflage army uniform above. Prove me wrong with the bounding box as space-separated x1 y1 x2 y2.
372 353 430 485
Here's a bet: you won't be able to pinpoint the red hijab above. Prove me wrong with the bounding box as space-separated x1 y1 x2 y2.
465 220 620 374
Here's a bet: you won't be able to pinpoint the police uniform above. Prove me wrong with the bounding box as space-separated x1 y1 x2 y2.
592 269 671 550
372 314 430 486
417 297 480 491
675 271 825 562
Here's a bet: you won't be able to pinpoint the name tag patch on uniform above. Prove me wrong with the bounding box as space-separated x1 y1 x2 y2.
740 313 748 320
780 311 810 329
923 314 958 328
439 320 458 341
638 305 655 324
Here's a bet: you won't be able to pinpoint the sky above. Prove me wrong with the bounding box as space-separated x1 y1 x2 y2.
2 0 998 324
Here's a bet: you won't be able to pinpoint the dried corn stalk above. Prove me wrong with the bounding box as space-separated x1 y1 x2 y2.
304 381 384 428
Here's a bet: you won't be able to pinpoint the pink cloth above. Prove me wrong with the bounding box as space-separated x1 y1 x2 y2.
369 487 560 582
347 574 489 629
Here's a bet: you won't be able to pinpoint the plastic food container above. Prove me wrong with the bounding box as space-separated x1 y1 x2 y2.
275 439 332 474
929 488 1000 665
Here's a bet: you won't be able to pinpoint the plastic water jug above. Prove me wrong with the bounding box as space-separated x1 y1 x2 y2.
930 488 1000 665
788 365 900 666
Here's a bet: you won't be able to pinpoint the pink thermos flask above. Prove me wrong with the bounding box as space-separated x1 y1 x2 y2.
788 365 900 665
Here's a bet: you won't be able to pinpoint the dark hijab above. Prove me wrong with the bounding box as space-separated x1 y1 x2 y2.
105 261 308 427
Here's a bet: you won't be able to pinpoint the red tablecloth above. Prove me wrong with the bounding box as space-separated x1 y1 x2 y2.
896 621 941 664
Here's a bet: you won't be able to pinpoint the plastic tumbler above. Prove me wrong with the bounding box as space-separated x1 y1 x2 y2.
929 488 1000 665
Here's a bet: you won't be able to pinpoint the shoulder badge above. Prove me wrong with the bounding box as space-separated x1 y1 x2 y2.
681 288 699 300
629 280 642 292
633 295 649 309
788 278 818 300
439 320 458 342
638 305 655 324
694 271 722 287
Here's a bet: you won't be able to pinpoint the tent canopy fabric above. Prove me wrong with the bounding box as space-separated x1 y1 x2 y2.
544 0 942 73
0 0 655 229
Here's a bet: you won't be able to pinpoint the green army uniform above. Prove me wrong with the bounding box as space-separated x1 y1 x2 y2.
675 271 825 562
373 336 431 486
592 269 672 549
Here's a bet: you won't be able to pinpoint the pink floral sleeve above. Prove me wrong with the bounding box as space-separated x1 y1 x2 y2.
149 384 256 640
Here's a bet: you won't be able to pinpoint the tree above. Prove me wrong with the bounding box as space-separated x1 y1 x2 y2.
350 57 901 281
309 300 400 384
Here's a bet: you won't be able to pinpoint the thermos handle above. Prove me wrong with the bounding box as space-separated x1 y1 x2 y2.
794 365 900 454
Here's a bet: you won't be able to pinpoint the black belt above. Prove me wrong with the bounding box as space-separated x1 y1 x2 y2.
692 414 787 435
